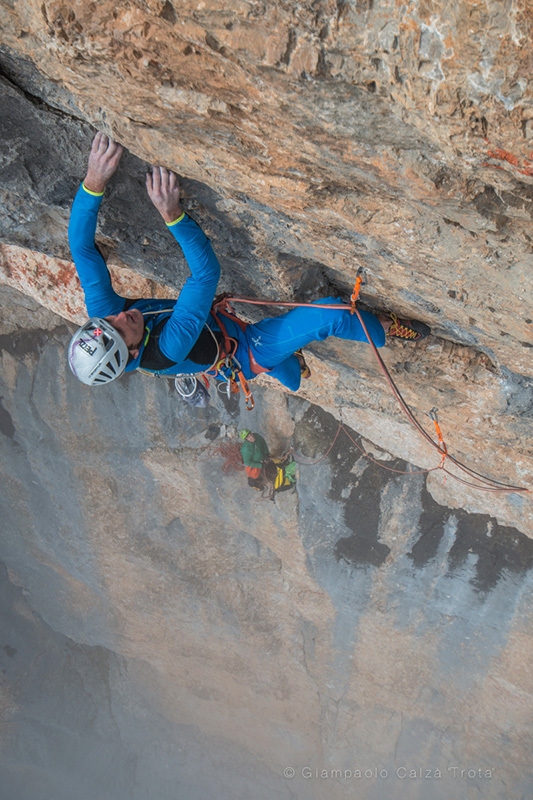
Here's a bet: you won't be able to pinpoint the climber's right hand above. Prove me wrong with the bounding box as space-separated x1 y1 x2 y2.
83 131 124 194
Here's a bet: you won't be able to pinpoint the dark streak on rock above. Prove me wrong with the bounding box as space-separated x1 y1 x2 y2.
473 186 509 231
409 481 533 592
280 29 297 66
295 405 532 589
0 325 68 359
449 513 533 593
334 460 394 567
0 398 16 439
408 481 450 567
294 405 392 568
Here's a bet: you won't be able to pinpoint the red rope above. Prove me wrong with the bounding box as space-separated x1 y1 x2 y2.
209 441 245 474
293 421 441 476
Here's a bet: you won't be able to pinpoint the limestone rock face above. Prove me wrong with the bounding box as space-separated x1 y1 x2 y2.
1 1 533 797
1 0 532 532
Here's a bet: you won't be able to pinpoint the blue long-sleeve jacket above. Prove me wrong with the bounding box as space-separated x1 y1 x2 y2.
68 184 246 376
68 184 368 391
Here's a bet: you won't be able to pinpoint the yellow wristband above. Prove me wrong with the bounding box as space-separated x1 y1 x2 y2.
166 212 186 227
82 182 105 197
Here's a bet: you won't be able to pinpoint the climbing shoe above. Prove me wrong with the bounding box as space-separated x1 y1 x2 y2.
295 349 311 379
386 313 430 342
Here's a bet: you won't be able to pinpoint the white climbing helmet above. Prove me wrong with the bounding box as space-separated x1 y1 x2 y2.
68 317 129 386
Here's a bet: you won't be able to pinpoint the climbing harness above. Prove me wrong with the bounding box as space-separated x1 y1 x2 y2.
136 305 254 408
206 279 368 410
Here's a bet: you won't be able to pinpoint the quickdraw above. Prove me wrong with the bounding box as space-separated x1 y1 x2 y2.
429 407 448 465
209 352 255 410
350 267 366 314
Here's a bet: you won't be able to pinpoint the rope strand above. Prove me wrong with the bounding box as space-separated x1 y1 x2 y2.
222 293 529 495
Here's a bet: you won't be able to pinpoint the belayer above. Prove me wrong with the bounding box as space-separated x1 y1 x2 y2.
239 430 297 497
239 429 270 489
68 133 430 392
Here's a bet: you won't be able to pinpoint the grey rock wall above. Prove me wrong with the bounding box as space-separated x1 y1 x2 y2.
1 285 532 799
0 561 287 800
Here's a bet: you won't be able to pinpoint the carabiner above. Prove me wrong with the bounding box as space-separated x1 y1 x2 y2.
350 267 367 313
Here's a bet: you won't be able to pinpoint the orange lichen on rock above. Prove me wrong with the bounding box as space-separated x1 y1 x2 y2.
0 244 175 324
486 146 533 176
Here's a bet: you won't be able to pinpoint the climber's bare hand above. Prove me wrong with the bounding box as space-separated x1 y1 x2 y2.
146 166 183 224
84 132 124 194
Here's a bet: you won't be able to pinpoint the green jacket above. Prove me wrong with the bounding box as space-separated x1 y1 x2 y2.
240 433 269 469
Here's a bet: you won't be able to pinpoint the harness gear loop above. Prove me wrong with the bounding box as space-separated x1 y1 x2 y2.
209 296 256 410
350 268 367 314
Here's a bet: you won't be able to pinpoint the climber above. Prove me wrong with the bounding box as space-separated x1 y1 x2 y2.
239 429 269 489
67 132 430 392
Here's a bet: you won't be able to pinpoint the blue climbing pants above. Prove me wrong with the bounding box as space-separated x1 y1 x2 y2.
245 298 386 391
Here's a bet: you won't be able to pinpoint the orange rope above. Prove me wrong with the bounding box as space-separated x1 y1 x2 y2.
221 294 529 495
351 307 527 493
224 295 354 310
